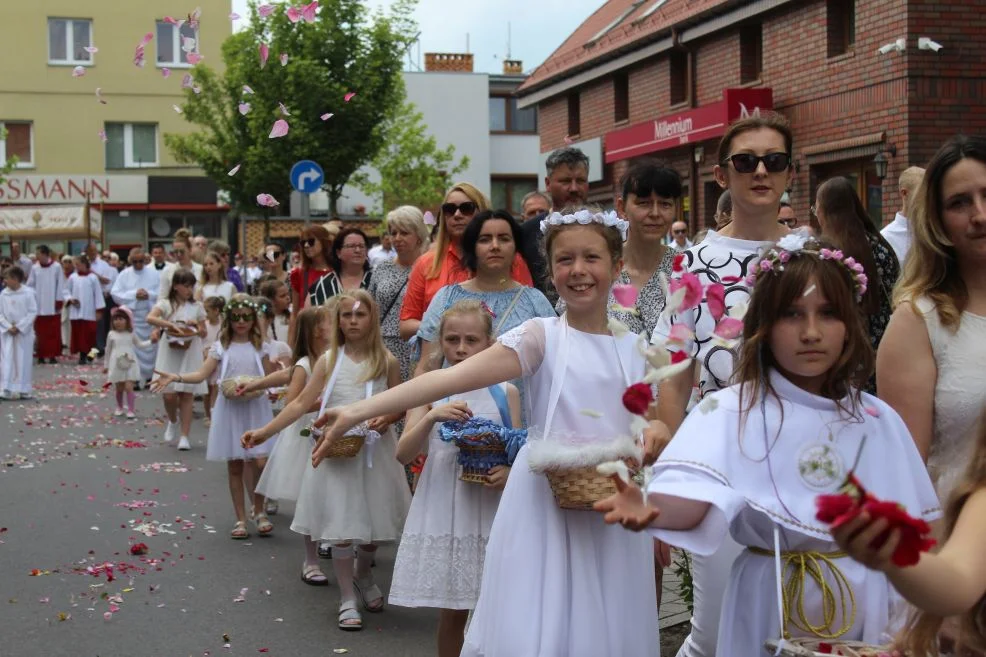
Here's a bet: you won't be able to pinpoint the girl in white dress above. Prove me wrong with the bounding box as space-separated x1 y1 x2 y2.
201 296 226 426
309 211 668 657
154 294 278 539
390 299 522 657
595 235 941 655
242 290 409 632
104 306 151 419
242 304 334 584
195 252 236 302
260 279 292 346
147 268 205 450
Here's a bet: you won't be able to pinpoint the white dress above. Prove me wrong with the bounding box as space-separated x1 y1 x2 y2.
389 384 509 610
647 372 941 655
200 281 235 301
0 286 38 394
152 300 207 395
105 331 150 383
255 357 315 501
461 317 658 657
291 352 411 544
205 341 276 461
913 296 986 499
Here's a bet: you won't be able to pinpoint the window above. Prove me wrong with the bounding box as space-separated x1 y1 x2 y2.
567 93 581 136
105 123 158 168
490 177 539 216
489 96 537 133
669 50 689 106
740 24 763 83
827 0 855 57
156 20 198 66
1 122 33 168
48 18 92 65
613 71 630 122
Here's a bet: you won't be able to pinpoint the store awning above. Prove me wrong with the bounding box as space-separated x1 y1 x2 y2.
0 204 102 239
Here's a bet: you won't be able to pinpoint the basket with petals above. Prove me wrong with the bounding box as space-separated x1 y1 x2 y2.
316 423 378 459
165 323 196 351
220 376 265 401
527 435 641 510
439 417 527 485
765 638 894 657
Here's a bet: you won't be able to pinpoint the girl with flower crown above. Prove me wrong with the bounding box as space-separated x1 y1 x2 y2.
309 207 668 657
596 235 940 655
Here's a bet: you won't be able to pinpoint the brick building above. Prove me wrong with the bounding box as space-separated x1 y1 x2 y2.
518 0 986 233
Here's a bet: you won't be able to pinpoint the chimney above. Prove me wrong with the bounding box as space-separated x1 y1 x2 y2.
503 59 523 75
424 52 474 73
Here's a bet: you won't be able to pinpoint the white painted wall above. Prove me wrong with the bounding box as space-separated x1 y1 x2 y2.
490 133 540 176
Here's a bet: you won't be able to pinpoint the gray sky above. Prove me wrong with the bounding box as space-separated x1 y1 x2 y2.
229 0 601 74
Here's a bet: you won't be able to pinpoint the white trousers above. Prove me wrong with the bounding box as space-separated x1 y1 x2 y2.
675 535 744 657
0 331 34 393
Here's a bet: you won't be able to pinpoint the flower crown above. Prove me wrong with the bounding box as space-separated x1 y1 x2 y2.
225 298 258 316
540 209 629 242
749 232 868 301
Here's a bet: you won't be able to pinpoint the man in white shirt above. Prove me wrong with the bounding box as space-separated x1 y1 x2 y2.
27 245 63 364
367 233 397 268
149 244 169 272
881 166 925 266
111 248 160 384
86 243 118 354
11 242 32 271
670 220 693 250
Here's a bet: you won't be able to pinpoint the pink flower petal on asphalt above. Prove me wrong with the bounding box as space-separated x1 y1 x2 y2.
161 67 171 78
713 317 744 340
611 284 638 309
423 211 436 226
258 4 276 18
238 102 251 115
228 164 241 176
98 130 108 143
256 193 280 207
320 112 334 121
84 46 99 54
344 92 357 102
259 43 269 68
278 102 291 116
279 53 288 66
706 283 726 322
186 53 204 65
268 119 289 139
72 66 86 77
243 85 254 95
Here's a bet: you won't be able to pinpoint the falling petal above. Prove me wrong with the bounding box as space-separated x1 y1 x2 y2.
256 193 280 208
72 66 86 77
186 53 204 65
668 323 694 344
133 45 146 68
172 105 183 114
607 317 629 338
579 408 603 418
181 37 197 53
98 130 108 143
611 284 638 309
422 210 436 225
713 317 743 340
728 300 748 320
344 91 357 102
228 164 241 176
161 67 171 78
163 16 180 25
238 102 251 115
181 74 194 89
320 112 334 121
643 358 692 385
259 43 269 68
286 6 303 23
243 85 254 95
278 102 291 116
192 85 201 94
279 53 288 66
140 32 154 46
229 12 241 20
564 135 574 145
662 286 687 317
257 4 277 18
706 283 726 322
802 283 817 297
863 405 881 418
84 46 98 54
302 1 319 22
596 461 631 486
268 119 289 139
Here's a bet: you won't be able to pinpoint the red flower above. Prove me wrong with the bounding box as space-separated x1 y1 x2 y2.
817 643 833 654
672 253 685 273
129 542 149 556
815 493 857 525
706 283 726 322
671 351 688 365
622 382 654 415
861 499 936 567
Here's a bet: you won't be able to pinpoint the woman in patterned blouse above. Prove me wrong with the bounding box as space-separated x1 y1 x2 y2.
309 228 373 305
813 176 901 392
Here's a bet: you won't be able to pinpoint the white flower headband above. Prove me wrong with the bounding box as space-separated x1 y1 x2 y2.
748 232 868 302
539 209 629 242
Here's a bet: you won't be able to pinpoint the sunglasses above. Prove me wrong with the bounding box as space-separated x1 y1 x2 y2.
721 152 791 174
672 229 687 235
302 239 318 248
230 312 255 322
779 218 798 228
441 201 478 217
270 250 283 258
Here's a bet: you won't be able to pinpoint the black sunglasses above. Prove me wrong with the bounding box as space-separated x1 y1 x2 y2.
441 201 477 217
230 312 255 322
672 229 687 235
778 217 798 228
721 152 791 174
302 238 317 248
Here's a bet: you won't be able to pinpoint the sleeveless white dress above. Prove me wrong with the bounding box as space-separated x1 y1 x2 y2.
389 384 508 610
290 353 411 544
915 296 986 498
205 342 276 461
255 357 314 501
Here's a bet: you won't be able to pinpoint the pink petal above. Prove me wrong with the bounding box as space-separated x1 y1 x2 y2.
302 1 319 22
268 119 289 139
98 130 108 143
259 42 269 68
668 322 694 343
72 66 86 77
320 112 334 121
286 6 302 23
229 12 241 20
257 4 276 18
423 211 436 226
564 135 574 145
278 102 291 116
186 53 204 65
162 17 179 25
279 53 288 66
242 85 254 95
611 284 638 309
668 272 703 312
84 46 98 54
706 283 726 322
344 92 357 102
181 74 194 89
133 45 146 68
713 317 744 340
863 405 881 418
228 164 241 176
238 102 251 115
256 193 280 207
140 32 154 46
161 67 171 78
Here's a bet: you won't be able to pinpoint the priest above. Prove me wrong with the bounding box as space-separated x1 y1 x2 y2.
27 245 64 364
111 247 160 385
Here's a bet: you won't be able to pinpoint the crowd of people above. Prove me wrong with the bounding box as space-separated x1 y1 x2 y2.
1 114 985 657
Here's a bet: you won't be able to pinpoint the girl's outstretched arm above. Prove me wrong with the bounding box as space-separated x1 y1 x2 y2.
237 366 294 394
833 488 986 616
242 355 329 447
594 477 711 532
312 343 522 465
151 356 219 389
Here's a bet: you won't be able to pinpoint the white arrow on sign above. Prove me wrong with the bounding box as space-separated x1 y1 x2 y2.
299 169 321 189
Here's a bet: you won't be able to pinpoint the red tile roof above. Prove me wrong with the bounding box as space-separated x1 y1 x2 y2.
519 0 732 94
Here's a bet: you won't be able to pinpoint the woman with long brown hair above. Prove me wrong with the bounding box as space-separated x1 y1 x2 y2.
288 224 332 337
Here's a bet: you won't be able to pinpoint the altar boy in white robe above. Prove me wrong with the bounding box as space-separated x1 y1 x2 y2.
111 248 159 384
0 266 38 399
27 245 63 364
597 236 940 655
64 255 105 364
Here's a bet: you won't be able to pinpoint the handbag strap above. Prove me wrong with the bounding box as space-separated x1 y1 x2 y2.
486 384 513 428
381 278 409 322
494 287 525 335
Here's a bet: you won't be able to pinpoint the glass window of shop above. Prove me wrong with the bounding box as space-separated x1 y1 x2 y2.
147 214 225 252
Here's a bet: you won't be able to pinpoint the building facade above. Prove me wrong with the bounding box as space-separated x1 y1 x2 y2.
518 0 986 233
0 0 231 256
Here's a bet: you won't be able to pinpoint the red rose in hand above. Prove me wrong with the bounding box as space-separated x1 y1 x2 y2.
861 499 936 567
815 493 858 526
622 383 654 415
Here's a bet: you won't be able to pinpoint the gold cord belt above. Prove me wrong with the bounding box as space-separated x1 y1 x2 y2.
748 546 856 640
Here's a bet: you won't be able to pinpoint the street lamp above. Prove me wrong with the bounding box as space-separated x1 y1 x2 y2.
873 152 889 180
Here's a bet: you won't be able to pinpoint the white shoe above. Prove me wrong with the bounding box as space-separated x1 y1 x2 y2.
177 436 191 451
114 408 124 417
163 421 177 443
126 411 136 420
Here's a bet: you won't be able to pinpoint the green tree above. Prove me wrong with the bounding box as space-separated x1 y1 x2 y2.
0 127 17 184
165 0 416 218
352 102 470 212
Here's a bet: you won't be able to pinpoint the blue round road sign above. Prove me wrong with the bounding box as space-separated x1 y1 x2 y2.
290 160 324 194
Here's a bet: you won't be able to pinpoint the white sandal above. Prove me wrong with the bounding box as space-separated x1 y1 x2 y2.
338 599 362 631
353 575 384 613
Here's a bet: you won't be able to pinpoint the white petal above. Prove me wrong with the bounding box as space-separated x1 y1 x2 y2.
643 358 692 385
607 317 629 338
596 460 631 485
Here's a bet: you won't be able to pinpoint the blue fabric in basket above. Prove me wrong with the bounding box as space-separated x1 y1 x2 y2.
438 417 527 466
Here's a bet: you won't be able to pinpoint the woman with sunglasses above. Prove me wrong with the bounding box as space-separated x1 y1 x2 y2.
289 225 332 339
261 243 288 286
158 228 203 301
398 183 533 342
309 228 373 306
652 114 793 657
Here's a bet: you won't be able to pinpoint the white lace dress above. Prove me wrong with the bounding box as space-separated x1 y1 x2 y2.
915 297 986 498
255 357 314 501
461 317 659 657
204 341 276 462
389 384 508 610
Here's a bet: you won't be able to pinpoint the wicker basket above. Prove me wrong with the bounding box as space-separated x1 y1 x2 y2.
322 433 365 459
457 443 508 485
765 638 893 656
545 466 625 510
220 376 266 401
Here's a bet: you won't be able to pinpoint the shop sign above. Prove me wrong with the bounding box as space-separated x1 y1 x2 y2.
605 88 773 163
0 175 148 204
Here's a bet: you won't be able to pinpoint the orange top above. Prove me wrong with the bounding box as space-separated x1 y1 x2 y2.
399 244 533 321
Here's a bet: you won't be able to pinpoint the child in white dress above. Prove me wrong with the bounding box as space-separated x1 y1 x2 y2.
309 210 668 656
202 296 225 426
104 306 151 418
0 266 38 400
195 252 236 302
153 294 277 539
242 290 409 632
259 279 292 345
147 268 205 449
390 299 521 657
595 235 941 655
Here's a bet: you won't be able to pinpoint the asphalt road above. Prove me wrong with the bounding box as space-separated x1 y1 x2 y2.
0 359 438 657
